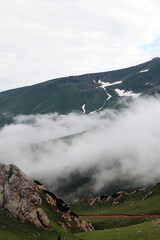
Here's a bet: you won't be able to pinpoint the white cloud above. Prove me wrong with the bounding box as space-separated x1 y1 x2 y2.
0 0 160 91
1 97 160 191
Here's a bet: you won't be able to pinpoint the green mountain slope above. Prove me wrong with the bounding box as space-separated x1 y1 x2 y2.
0 57 160 122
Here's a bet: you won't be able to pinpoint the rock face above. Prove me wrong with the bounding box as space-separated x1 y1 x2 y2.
0 163 94 232
0 163 50 228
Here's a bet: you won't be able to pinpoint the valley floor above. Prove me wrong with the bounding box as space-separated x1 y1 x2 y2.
71 184 160 239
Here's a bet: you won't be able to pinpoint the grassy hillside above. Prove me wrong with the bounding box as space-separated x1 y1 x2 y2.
75 220 160 240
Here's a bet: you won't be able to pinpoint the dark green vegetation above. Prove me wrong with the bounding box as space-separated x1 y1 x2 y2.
0 57 160 127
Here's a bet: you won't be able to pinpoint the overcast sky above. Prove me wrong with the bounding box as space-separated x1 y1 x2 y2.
0 0 160 92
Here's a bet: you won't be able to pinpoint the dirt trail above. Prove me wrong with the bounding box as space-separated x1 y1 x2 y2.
79 214 160 219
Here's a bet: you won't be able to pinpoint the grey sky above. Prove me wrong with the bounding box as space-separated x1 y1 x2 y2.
0 0 160 91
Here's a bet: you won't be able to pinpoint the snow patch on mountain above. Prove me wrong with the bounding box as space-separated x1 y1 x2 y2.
139 69 149 73
107 93 112 100
82 104 86 114
98 80 122 90
115 89 141 98
146 82 154 86
89 105 103 115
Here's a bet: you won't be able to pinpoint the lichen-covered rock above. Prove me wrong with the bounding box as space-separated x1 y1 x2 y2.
0 163 50 229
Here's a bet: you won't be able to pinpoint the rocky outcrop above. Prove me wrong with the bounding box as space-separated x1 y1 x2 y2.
90 195 112 206
40 186 94 232
131 188 146 194
82 186 156 208
0 163 94 232
0 163 50 229
61 211 94 232
89 192 125 207
143 191 152 200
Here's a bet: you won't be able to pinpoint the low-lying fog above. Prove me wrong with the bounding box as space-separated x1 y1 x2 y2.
1 96 160 191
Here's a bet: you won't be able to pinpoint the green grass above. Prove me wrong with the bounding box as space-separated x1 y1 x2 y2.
75 220 160 240
80 217 147 230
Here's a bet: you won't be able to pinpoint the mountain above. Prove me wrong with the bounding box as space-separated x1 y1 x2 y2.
0 57 160 127
1 58 160 240
0 163 94 240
